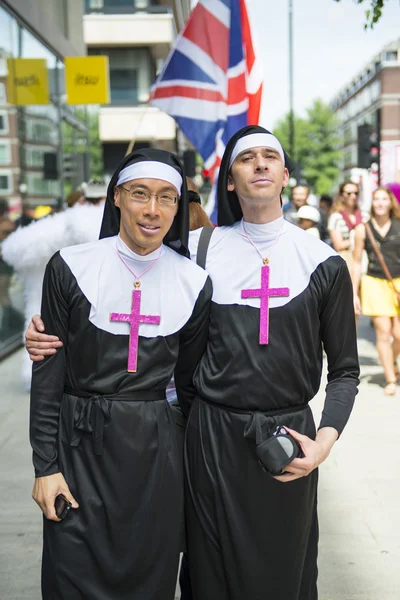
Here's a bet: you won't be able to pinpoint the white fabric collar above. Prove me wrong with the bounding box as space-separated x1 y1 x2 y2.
239 216 286 241
60 236 208 338
117 234 165 262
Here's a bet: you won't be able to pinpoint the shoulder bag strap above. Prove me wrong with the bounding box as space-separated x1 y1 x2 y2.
196 226 214 270
365 222 398 294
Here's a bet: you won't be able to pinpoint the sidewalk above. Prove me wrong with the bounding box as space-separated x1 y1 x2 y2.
1 318 399 598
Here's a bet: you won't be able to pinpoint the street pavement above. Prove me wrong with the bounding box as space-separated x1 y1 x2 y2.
1 316 399 599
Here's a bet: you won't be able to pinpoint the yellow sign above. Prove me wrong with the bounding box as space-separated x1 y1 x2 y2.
7 58 49 105
65 56 110 105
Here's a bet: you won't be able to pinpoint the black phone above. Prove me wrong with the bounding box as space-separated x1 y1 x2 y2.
54 494 72 520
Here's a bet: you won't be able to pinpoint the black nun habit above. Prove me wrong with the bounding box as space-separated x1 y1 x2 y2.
185 127 359 600
30 148 212 599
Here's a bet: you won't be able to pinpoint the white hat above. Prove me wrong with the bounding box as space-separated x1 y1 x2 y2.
81 179 108 199
297 205 320 224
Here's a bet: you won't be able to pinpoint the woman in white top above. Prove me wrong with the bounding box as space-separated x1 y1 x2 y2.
328 180 365 270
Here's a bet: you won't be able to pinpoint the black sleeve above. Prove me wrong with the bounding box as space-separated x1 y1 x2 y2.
174 276 212 417
319 259 360 436
30 252 70 478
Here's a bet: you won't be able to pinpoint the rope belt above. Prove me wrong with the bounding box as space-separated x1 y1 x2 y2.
64 388 166 456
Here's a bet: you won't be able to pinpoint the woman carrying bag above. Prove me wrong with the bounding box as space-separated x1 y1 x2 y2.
353 187 400 396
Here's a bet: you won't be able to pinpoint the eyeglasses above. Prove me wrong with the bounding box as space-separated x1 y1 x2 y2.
119 186 178 206
343 190 359 197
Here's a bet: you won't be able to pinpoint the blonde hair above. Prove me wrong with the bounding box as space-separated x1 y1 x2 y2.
371 186 400 220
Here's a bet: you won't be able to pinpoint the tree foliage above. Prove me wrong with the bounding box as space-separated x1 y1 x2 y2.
334 0 388 29
273 99 343 195
62 109 103 183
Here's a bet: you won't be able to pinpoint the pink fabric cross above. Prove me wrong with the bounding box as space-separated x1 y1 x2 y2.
241 265 290 344
110 289 160 372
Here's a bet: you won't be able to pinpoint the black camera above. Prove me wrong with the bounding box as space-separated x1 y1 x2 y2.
256 425 303 476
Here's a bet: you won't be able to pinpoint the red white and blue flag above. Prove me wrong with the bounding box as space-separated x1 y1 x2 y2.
150 0 263 222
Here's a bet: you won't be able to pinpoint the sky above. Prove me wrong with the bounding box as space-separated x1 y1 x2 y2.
246 0 400 129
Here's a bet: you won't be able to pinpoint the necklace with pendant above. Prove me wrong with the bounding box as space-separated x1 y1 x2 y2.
109 246 162 373
240 220 290 345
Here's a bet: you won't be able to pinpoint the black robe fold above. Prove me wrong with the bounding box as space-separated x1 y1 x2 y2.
30 239 212 600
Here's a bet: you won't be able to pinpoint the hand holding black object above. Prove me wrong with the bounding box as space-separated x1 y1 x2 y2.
32 473 79 521
273 427 338 483
256 426 303 477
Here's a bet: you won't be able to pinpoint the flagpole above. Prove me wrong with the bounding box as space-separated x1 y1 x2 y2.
288 0 295 158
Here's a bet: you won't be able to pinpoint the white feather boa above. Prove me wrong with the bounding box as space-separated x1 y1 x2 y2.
1 202 104 274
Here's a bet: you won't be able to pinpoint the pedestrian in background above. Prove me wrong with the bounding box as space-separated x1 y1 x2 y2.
15 203 35 228
282 183 310 224
328 181 367 270
352 186 400 396
319 194 333 217
297 204 321 238
0 199 21 342
1 183 106 390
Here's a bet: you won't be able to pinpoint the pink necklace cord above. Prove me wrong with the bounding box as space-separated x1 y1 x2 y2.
116 246 163 284
241 220 285 263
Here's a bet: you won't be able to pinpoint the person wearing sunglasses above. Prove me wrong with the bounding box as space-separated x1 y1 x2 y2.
328 181 368 270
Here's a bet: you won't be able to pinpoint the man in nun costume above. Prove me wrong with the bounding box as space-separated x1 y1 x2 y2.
29 148 212 599
184 125 360 599
27 127 359 599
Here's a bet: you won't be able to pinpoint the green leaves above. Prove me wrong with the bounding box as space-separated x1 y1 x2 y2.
273 99 343 196
334 0 388 29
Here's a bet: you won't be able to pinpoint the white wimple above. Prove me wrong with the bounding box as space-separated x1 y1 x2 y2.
117 161 182 194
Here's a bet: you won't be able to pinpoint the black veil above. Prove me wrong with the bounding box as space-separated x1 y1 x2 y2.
217 125 295 226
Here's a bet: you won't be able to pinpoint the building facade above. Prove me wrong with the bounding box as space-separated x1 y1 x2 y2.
83 0 191 175
0 0 87 358
331 38 400 184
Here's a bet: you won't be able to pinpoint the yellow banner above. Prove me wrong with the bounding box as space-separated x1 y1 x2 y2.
65 56 110 105
7 58 49 105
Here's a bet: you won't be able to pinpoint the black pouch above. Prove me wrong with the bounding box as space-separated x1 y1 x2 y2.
244 415 303 476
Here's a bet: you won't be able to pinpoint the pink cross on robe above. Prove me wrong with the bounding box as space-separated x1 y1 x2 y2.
110 289 160 372
241 264 290 344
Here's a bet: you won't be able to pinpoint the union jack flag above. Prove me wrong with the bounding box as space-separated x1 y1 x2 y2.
150 0 263 222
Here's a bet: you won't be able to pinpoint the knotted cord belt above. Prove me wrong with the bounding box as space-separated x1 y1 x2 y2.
64 388 166 456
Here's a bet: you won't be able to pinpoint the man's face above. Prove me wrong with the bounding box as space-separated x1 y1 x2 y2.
114 177 179 255
292 186 309 209
227 146 289 206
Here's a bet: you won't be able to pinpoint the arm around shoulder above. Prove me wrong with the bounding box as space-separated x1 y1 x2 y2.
175 276 212 416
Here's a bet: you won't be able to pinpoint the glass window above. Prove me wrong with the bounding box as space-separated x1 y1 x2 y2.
0 5 19 57
383 50 398 62
89 48 152 105
0 111 8 134
0 83 6 104
0 141 10 164
0 170 12 192
26 172 58 196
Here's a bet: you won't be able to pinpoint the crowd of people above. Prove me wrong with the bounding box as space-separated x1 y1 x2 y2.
283 179 400 396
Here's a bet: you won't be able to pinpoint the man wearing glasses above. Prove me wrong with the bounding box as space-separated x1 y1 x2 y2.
28 148 212 599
